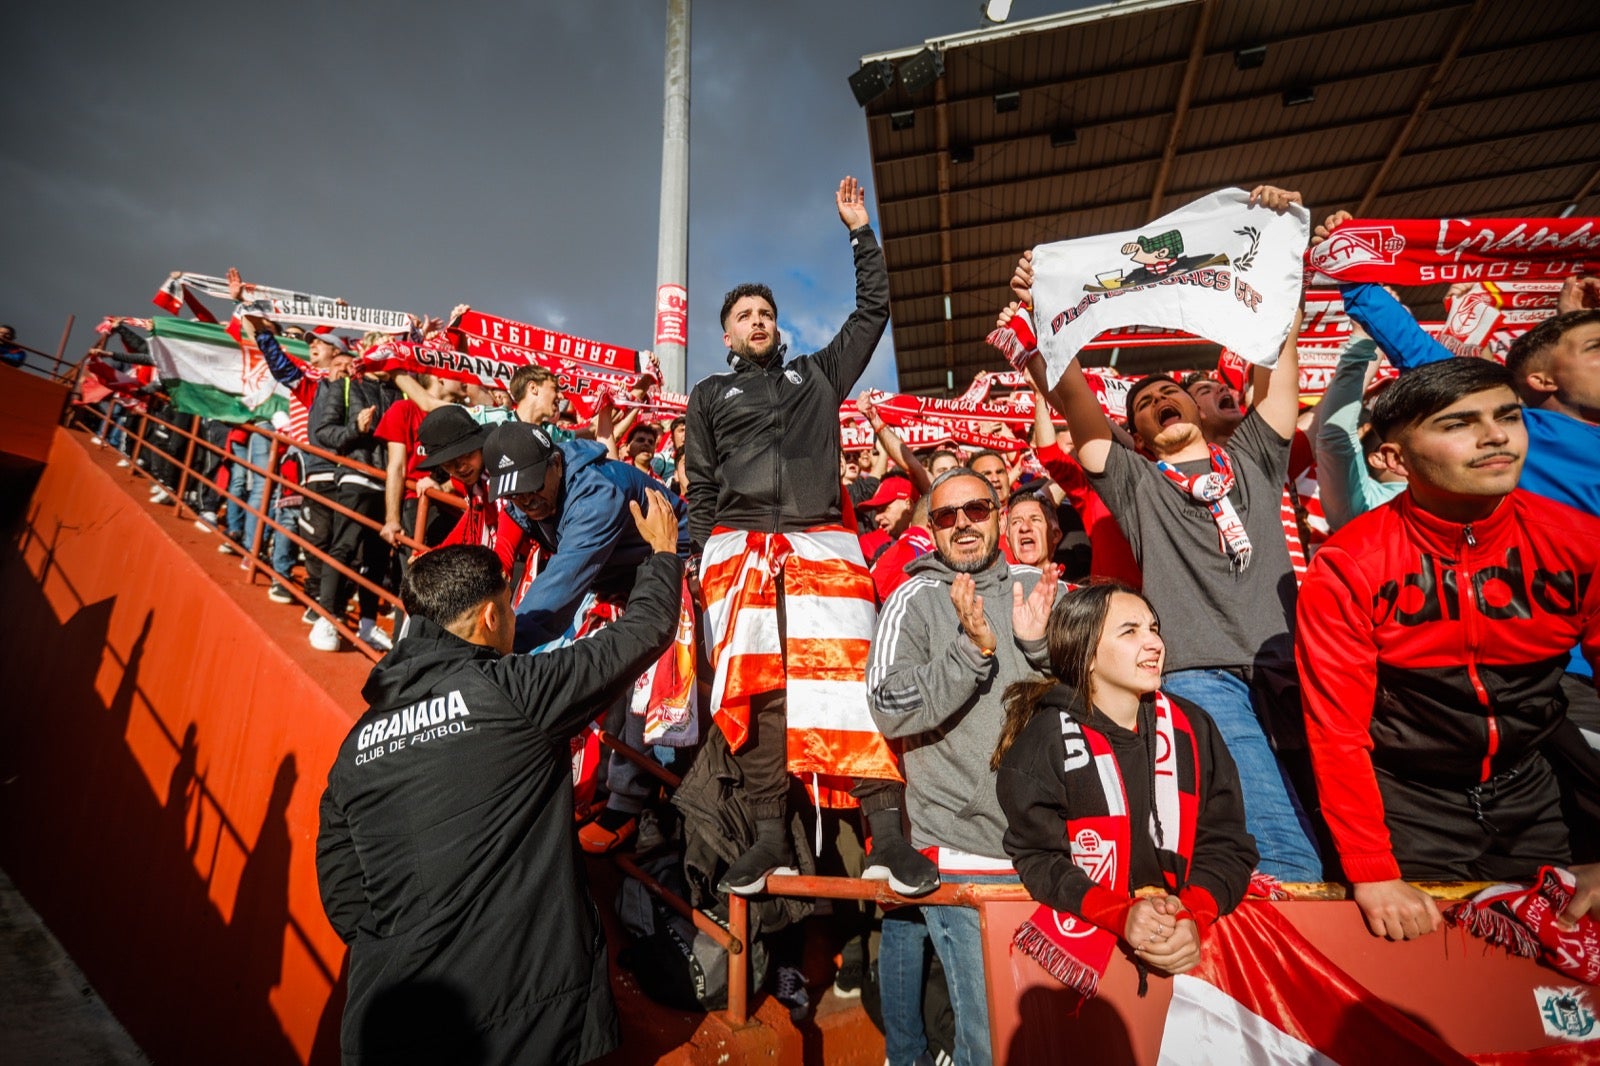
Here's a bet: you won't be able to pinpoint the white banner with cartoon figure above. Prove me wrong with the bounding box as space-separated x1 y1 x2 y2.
1031 189 1310 382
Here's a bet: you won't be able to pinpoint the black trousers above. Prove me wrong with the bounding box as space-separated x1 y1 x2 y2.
317 484 388 620
1380 753 1570 881
299 477 338 594
727 579 900 821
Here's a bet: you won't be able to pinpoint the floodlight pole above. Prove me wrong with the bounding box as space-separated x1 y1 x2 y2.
653 0 691 393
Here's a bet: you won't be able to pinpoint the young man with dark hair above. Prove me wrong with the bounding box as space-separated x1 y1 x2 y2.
1297 357 1600 941
316 495 683 1065
685 177 936 896
1006 185 1323 882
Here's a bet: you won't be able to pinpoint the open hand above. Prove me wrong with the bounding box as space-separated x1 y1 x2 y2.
836 176 870 230
630 488 679 553
1010 251 1034 306
1558 276 1600 314
950 573 997 655
227 267 248 302
1012 565 1059 643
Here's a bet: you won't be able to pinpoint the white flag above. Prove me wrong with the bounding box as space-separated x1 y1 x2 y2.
1032 189 1309 385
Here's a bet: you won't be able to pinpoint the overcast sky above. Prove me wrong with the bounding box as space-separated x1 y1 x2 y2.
4 1 1085 392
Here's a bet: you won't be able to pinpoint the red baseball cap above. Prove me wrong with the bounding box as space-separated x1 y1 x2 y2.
861 475 915 511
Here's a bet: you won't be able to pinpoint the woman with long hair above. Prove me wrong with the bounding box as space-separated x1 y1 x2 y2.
993 583 1257 994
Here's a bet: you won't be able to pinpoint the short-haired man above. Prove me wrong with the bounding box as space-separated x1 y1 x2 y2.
685 177 935 896
1007 185 1323 881
867 467 1060 1066
968 449 1011 500
508 363 575 440
1297 358 1600 941
316 496 683 1064
861 473 916 540
869 495 934 604
1005 489 1061 569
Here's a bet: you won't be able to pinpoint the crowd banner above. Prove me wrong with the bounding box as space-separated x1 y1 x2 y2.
147 317 309 423
155 272 412 334
1438 280 1563 358
1032 188 1310 383
452 310 638 374
1307 217 1600 286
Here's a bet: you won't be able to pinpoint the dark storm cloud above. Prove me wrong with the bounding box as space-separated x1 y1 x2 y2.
3 1 1066 393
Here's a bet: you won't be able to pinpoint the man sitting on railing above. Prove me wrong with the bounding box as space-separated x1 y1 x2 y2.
316 492 683 1065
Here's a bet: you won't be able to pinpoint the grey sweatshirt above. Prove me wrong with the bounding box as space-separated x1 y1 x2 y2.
866 551 1054 859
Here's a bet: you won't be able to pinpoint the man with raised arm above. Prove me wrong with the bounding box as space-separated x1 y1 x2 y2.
316 493 683 1064
684 177 937 897
1296 358 1600 940
1007 185 1323 882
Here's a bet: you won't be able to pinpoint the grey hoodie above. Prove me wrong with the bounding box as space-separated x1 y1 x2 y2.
866 551 1055 859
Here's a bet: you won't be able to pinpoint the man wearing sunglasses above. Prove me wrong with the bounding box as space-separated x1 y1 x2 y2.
867 466 1064 1066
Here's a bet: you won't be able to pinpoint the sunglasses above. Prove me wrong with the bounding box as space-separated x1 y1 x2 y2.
930 498 997 529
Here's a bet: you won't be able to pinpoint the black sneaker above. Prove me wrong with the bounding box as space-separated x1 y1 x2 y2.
717 826 797 897
774 965 809 1023
832 942 865 999
301 606 320 625
862 834 940 898
268 582 294 604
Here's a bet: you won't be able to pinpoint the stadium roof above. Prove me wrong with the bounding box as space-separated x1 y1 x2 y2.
858 0 1600 393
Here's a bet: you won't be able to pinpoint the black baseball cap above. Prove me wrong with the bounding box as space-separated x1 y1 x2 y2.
483 422 559 499
416 406 489 470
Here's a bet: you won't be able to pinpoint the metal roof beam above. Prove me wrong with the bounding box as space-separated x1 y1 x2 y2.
868 27 1597 166
1356 0 1490 215
1149 0 1215 217
879 114 1600 218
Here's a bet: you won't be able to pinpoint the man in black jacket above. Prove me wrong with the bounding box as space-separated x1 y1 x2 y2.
684 176 935 897
309 366 402 652
316 491 683 1065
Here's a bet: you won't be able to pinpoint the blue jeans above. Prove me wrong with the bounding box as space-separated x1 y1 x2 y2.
1163 668 1322 881
880 909 932 1066
226 432 272 554
270 497 302 580
882 873 1014 1066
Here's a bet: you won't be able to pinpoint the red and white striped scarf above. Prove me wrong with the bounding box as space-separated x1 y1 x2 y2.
700 525 901 787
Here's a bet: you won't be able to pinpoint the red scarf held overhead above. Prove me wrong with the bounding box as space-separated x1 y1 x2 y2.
1307 216 1600 286
1156 446 1253 572
1012 693 1199 998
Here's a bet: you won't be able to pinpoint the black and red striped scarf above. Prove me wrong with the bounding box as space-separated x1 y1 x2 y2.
1012 692 1200 998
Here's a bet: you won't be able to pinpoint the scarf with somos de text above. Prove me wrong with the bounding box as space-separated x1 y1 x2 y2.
1013 692 1200 998
1156 445 1252 572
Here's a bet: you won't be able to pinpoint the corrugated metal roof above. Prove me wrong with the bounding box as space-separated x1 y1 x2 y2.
860 0 1600 394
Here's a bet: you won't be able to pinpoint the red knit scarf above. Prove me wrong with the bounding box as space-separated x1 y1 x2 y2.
1156 446 1253 572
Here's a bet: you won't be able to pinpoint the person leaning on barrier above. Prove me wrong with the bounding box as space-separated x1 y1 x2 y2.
1296 358 1600 941
316 491 684 1066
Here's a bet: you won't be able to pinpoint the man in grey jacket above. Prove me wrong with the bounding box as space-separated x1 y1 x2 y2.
866 466 1060 1066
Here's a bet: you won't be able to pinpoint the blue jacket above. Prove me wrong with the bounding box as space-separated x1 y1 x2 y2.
1342 282 1600 678
509 438 691 651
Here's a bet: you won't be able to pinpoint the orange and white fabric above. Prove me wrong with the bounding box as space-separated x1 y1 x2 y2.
701 525 901 784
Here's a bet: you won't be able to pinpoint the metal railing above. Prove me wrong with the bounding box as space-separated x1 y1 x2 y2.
65 400 468 663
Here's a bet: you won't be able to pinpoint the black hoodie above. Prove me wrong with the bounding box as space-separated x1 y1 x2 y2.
317 551 682 1065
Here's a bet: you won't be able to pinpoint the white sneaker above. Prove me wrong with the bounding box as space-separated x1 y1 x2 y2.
358 622 392 652
148 482 164 496
116 458 131 467
309 617 341 652
151 488 173 505
217 541 237 555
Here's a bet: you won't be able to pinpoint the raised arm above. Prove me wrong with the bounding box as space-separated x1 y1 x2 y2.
811 176 891 396
857 392 932 496
1244 185 1306 439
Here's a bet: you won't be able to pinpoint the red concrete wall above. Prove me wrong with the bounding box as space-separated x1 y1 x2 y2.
0 364 69 467
0 428 354 1064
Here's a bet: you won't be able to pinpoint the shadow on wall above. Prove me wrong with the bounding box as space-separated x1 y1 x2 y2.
0 515 344 1064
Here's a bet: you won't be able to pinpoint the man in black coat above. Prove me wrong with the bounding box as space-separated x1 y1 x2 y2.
316 490 683 1065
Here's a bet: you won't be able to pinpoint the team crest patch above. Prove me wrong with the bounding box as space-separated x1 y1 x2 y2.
1069 828 1117 887
1307 224 1406 277
784 368 802 385
1536 987 1598 1042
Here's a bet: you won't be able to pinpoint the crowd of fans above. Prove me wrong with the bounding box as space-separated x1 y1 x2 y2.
58 182 1600 1066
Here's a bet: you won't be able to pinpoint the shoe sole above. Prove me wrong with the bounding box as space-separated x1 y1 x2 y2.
861 864 941 898
718 865 798 897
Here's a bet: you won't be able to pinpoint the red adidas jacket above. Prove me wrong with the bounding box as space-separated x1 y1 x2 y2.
1296 489 1600 884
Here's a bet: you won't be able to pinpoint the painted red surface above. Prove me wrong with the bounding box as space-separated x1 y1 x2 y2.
0 364 69 466
0 428 357 1064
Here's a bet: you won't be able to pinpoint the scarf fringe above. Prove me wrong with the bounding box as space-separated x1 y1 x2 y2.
1013 920 1101 999
985 325 1036 372
1445 900 1541 959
